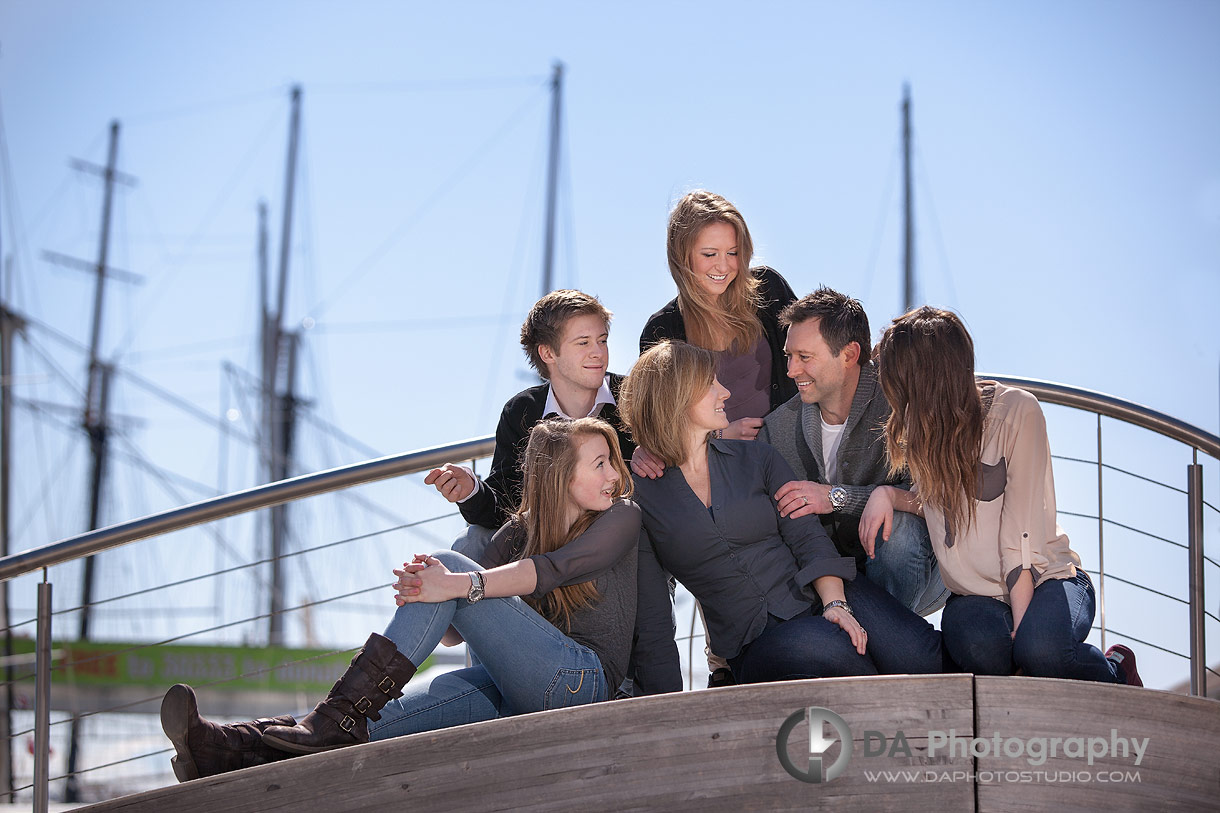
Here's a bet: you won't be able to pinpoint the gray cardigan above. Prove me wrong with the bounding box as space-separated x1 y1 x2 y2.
758 362 911 561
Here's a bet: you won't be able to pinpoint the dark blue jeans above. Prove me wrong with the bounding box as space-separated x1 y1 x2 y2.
941 569 1119 683
729 573 948 683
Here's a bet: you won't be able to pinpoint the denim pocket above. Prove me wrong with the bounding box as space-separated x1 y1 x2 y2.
543 668 599 710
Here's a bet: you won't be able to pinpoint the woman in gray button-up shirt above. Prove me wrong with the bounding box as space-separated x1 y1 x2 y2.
621 341 946 691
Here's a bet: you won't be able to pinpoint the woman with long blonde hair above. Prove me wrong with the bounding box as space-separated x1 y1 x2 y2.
160 417 651 781
639 190 797 443
623 341 945 688
861 307 1141 686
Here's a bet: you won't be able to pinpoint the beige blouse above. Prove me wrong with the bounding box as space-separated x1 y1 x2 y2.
923 382 1080 602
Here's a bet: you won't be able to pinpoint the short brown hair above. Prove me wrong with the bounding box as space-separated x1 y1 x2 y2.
519 290 612 379
619 340 718 467
780 286 871 366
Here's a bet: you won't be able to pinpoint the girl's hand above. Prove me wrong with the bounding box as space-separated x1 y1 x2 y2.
859 487 897 559
724 417 763 441
393 555 462 605
823 605 868 655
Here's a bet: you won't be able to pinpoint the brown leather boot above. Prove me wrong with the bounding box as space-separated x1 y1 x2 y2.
262 633 417 754
160 683 299 782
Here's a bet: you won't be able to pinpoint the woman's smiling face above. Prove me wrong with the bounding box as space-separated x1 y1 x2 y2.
688 221 740 298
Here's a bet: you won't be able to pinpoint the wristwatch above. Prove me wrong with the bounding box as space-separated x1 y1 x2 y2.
823 599 854 616
467 571 486 604
829 486 848 512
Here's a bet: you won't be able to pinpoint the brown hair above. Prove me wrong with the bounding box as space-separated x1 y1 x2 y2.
876 307 983 536
515 417 632 630
779 286 872 367
618 340 719 468
519 290 612 379
666 190 762 353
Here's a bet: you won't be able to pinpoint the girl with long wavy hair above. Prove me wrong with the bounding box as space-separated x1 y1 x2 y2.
638 190 798 445
159 417 647 782
861 307 1141 686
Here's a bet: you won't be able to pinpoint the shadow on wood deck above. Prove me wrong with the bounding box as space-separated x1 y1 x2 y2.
79 675 1219 812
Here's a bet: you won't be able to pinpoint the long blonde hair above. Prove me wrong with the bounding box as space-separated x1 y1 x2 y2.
515 417 632 630
666 190 762 353
877 307 983 536
618 340 718 468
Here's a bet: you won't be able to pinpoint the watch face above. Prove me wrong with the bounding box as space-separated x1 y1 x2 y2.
830 488 847 507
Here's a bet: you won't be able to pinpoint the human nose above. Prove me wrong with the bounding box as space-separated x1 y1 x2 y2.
786 355 799 378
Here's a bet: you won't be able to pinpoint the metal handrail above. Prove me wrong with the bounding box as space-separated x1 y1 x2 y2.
0 436 495 582
6 379 1217 808
985 374 1220 459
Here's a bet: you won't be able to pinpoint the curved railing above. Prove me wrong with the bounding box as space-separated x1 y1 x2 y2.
987 374 1217 698
0 379 1215 811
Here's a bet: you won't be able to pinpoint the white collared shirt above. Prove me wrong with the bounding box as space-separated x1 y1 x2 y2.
542 375 615 419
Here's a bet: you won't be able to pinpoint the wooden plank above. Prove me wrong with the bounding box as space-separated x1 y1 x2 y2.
975 676 1220 812
78 674 974 812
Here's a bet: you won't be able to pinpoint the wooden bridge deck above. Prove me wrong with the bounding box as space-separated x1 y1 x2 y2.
79 675 1219 812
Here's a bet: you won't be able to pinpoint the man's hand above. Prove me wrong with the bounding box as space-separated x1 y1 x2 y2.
630 446 666 479
724 417 763 441
774 480 833 518
424 463 476 503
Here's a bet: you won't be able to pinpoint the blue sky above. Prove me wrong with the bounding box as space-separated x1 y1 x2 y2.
0 0 1217 694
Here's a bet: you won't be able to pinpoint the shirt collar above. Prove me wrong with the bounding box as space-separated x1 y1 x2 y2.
543 375 615 419
709 437 741 455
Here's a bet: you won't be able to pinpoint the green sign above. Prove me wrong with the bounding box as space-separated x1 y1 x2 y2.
8 638 430 694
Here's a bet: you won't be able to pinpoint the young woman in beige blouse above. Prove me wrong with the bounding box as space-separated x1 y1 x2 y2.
860 307 1141 686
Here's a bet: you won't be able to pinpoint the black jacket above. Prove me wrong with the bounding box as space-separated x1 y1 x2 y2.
459 374 637 530
639 266 798 412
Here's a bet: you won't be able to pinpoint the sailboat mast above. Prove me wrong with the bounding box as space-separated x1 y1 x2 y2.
268 86 301 646
541 62 564 297
67 119 122 803
0 261 19 803
901 84 915 312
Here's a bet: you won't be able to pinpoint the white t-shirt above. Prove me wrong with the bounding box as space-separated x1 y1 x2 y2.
821 418 846 483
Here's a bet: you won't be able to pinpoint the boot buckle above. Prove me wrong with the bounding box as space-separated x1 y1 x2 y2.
354 696 372 713
340 715 356 732
378 676 396 694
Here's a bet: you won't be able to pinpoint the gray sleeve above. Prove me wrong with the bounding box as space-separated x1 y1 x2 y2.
760 445 857 594
630 526 682 695
528 501 642 598
478 521 520 569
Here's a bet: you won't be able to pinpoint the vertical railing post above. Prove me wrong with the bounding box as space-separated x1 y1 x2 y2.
1187 458 1205 697
34 577 51 813
1096 414 1106 651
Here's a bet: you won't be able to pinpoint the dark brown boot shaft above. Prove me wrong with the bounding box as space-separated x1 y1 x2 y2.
261 633 418 754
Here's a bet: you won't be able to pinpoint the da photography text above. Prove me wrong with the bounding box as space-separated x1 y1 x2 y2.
776 706 1149 785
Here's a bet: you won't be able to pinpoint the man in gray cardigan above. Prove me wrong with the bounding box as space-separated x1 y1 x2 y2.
759 287 948 615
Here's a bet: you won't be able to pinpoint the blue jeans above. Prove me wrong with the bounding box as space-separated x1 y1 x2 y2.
450 523 495 561
728 573 948 683
864 511 950 616
940 570 1119 683
368 550 607 740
